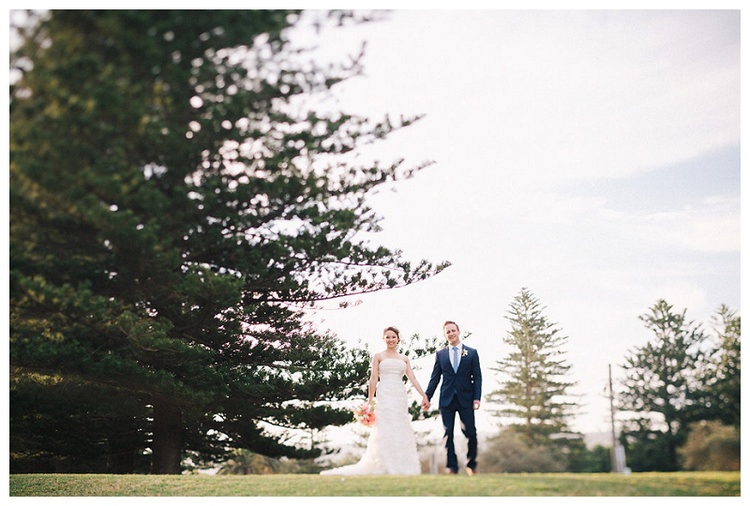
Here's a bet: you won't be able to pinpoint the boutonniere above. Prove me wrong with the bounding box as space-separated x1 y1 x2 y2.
462 349 469 357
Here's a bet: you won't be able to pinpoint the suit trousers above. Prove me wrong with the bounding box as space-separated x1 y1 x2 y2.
440 394 477 472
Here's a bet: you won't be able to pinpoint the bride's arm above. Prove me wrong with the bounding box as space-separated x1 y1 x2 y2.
367 354 380 404
404 358 428 399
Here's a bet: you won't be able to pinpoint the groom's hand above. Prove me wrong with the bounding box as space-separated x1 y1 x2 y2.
473 400 481 410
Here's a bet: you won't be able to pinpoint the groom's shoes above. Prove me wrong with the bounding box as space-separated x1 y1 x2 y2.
466 466 478 475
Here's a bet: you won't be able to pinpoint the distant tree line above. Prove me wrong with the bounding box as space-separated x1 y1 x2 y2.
477 290 739 473
617 300 739 471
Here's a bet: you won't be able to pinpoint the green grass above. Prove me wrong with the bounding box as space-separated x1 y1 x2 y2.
9 471 740 496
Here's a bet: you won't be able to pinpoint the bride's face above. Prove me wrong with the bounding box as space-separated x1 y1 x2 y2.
383 330 400 349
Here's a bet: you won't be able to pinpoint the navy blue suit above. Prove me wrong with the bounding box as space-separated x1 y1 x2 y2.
425 344 482 472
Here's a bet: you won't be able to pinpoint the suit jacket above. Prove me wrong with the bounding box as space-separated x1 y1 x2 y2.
425 344 482 409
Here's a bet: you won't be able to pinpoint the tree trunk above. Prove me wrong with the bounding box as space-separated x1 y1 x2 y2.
107 417 141 474
150 400 183 474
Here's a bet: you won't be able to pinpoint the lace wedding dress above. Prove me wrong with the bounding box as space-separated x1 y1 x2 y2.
321 358 421 475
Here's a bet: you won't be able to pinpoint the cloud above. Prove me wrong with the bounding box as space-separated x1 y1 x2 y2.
635 195 740 253
309 10 739 186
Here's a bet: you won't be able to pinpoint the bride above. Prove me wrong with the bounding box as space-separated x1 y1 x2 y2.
321 326 430 475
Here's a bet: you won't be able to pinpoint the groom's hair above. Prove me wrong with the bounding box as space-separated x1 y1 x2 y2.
443 320 460 331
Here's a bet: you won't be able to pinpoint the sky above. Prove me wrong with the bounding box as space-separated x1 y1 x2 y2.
285 5 742 439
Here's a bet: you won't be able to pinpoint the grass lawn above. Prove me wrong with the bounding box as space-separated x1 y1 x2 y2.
9 471 740 496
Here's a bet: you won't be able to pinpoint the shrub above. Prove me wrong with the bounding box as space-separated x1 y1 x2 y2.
679 421 739 471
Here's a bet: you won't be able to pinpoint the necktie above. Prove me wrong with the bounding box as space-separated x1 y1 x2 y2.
452 347 459 372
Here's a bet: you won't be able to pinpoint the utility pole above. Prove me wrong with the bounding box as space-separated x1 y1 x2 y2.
609 363 618 472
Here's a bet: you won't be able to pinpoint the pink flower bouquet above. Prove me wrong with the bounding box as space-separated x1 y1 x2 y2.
354 402 376 427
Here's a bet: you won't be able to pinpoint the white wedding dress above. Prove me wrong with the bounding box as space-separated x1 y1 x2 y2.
321 358 421 475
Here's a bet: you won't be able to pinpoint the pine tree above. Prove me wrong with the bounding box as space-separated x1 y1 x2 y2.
701 305 740 427
489 288 578 446
618 299 707 471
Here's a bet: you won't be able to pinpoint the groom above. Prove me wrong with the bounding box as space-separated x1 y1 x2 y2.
424 320 482 475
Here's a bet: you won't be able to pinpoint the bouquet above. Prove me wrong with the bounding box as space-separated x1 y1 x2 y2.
354 401 376 427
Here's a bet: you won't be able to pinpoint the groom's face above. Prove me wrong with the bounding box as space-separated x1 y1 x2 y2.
444 323 461 347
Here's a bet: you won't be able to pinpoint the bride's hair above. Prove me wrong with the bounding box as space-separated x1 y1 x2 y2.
383 326 401 342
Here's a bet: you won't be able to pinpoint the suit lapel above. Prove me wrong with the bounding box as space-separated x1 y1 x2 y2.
441 346 452 372
456 346 470 372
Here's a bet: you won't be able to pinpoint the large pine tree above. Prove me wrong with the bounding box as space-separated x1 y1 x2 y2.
10 10 448 473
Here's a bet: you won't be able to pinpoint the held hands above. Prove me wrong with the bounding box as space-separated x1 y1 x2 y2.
421 395 430 411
